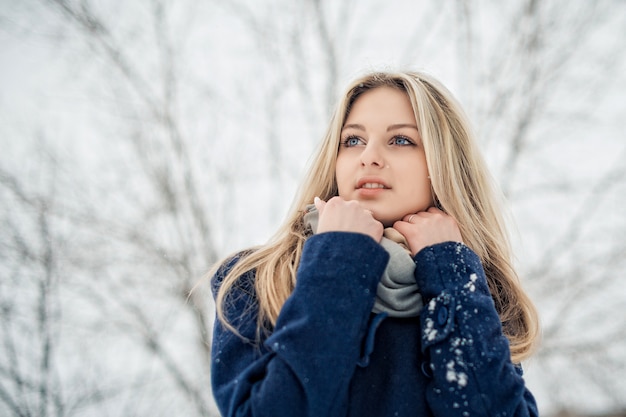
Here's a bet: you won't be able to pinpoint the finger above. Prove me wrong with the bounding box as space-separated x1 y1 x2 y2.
392 220 410 234
314 196 326 213
402 213 418 223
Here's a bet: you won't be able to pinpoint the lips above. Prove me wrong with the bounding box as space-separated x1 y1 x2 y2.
356 177 390 189
360 183 387 189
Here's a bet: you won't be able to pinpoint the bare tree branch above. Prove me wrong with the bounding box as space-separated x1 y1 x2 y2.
529 146 626 281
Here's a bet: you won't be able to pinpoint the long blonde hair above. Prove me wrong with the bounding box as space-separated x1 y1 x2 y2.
213 71 539 363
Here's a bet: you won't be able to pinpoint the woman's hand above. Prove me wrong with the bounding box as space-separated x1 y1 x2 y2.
393 207 463 256
314 197 384 242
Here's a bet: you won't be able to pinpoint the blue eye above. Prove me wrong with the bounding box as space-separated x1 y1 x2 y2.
392 136 413 146
342 136 363 147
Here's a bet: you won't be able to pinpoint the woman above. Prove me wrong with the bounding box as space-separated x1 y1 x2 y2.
210 71 540 416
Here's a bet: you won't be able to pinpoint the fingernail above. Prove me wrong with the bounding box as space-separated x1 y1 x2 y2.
314 196 320 204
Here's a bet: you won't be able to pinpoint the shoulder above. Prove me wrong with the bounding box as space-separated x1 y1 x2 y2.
211 249 257 297
211 249 262 340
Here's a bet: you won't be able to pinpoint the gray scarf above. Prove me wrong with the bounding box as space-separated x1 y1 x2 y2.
303 206 422 317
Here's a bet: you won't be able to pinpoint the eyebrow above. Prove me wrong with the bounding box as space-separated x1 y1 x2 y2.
387 124 419 132
341 123 419 132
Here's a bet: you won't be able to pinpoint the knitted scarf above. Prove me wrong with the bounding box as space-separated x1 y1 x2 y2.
303 206 422 317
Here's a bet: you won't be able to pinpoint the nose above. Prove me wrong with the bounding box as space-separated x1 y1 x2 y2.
360 141 385 168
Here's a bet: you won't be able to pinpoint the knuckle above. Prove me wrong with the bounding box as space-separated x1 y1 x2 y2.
328 197 342 207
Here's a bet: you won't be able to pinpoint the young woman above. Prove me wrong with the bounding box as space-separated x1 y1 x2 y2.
210 71 540 416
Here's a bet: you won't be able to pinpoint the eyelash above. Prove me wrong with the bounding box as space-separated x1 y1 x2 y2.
341 135 363 147
392 135 414 146
340 135 415 147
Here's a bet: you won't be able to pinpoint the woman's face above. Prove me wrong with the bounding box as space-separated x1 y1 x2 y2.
335 87 433 227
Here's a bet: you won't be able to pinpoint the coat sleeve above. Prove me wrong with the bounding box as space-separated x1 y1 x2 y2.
211 232 389 417
414 242 539 417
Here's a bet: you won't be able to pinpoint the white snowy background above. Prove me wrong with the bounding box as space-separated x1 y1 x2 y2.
1 0 625 416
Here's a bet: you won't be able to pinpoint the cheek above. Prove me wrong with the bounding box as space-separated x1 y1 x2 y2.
407 178 430 197
405 161 432 201
334 159 347 194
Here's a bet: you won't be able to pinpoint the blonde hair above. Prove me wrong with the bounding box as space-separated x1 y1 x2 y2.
213 71 539 363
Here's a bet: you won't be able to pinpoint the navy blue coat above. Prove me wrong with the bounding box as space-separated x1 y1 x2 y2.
211 232 538 417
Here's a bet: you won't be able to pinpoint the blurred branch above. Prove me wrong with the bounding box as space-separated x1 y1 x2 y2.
45 0 217 267
0 161 64 417
455 0 474 105
529 146 626 281
0 310 30 417
46 0 158 112
125 304 212 416
480 2 606 195
0 385 25 417
496 0 542 196
42 1 217 384
310 0 338 111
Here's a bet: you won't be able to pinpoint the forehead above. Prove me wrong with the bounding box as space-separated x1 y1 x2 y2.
345 87 415 124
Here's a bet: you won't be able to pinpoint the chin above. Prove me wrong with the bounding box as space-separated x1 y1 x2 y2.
375 215 399 228
368 207 406 227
